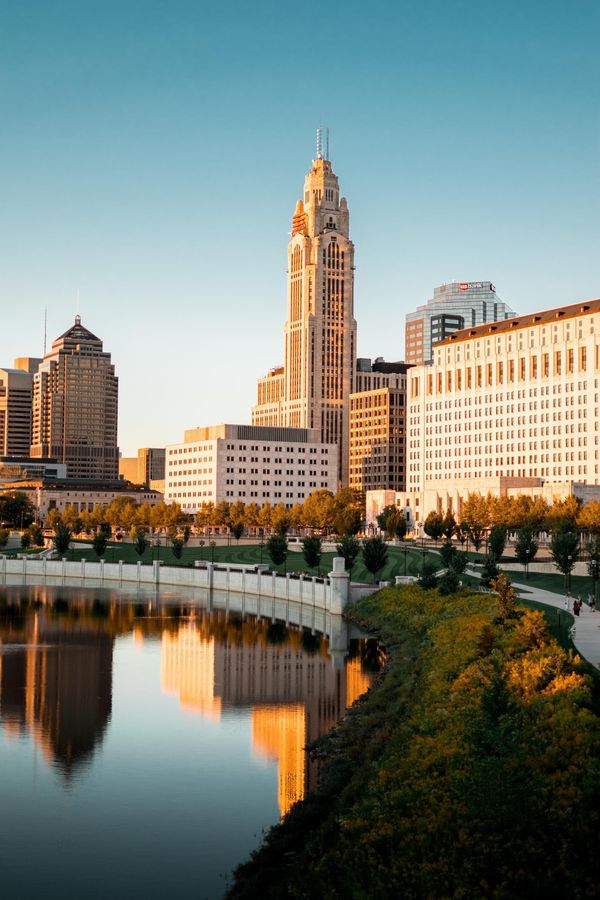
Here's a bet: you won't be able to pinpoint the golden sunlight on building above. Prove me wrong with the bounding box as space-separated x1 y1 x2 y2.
251 704 306 818
161 625 222 721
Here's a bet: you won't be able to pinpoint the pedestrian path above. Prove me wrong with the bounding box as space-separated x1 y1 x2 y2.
467 566 600 671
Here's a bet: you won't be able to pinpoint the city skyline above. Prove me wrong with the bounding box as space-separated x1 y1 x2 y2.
2 1 599 455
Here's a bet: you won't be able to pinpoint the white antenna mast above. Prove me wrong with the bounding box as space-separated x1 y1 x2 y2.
325 127 329 160
316 126 323 160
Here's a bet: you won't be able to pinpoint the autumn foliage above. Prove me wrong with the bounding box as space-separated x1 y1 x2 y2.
229 585 600 899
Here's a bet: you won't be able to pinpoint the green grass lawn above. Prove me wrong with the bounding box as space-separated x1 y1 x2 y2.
499 567 595 598
61 540 440 584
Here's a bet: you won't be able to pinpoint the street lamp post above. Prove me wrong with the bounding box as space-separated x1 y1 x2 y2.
210 540 216 564
402 546 408 576
567 554 573 593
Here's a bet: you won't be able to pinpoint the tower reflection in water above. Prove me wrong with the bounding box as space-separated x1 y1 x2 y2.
160 613 376 817
0 586 113 777
0 588 382 816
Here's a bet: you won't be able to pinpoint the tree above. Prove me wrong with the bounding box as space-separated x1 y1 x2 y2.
272 504 291 536
441 510 456 540
438 570 460 595
334 488 365 537
98 521 112 538
361 536 388 583
545 496 581 534
336 535 360 575
376 505 397 533
394 515 407 540
480 555 500 590
92 532 108 558
28 524 44 547
488 524 507 562
182 524 191 545
266 534 288 569
417 558 439 590
577 500 600 535
231 521 244 541
0 491 35 528
550 527 579 590
0 528 9 549
171 538 184 560
20 532 30 549
302 535 322 572
133 529 148 557
423 511 443 544
440 540 455 569
460 493 489 550
53 524 71 556
490 573 517 622
303 490 336 532
514 525 538 579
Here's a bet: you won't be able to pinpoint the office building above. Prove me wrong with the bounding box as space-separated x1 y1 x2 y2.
30 316 119 480
252 133 357 486
0 367 35 457
165 424 338 512
405 281 516 365
119 447 166 486
403 298 600 525
349 359 411 493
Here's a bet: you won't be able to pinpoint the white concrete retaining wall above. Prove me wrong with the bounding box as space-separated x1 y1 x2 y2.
0 557 350 614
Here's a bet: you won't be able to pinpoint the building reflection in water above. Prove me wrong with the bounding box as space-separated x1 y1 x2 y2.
0 586 113 778
159 614 375 818
0 587 380 813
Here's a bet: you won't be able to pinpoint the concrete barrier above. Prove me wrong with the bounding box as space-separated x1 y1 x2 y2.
0 555 354 614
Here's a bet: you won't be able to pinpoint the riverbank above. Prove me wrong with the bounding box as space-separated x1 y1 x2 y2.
227 584 600 899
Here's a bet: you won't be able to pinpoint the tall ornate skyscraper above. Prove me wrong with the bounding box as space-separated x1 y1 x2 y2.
252 135 357 486
30 316 119 480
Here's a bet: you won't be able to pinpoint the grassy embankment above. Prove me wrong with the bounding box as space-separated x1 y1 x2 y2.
227 584 600 899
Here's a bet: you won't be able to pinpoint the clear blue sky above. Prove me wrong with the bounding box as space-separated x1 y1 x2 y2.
1 0 598 454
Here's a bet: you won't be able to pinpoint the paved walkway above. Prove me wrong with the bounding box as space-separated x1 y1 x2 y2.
466 566 600 670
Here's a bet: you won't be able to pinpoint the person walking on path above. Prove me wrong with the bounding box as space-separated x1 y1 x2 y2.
574 598 581 617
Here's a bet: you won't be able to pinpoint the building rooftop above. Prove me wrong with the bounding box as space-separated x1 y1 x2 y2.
437 297 600 347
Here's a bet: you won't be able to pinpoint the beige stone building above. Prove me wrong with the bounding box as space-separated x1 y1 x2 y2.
252 136 357 486
0 478 161 520
165 424 338 512
31 317 119 480
403 298 600 525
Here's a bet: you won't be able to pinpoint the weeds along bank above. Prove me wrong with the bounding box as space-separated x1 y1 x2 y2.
228 585 600 899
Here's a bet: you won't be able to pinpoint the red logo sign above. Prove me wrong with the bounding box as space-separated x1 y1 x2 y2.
459 283 468 291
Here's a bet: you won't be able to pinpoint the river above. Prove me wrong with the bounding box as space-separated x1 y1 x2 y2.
0 584 381 899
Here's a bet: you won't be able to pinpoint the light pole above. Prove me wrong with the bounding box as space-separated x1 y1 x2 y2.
210 540 216 564
567 554 573 593
402 546 409 576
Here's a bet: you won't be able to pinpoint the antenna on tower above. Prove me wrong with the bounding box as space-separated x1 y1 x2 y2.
316 126 323 160
43 307 47 355
325 127 329 160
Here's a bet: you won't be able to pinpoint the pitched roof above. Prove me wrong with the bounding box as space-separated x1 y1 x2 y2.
55 315 101 344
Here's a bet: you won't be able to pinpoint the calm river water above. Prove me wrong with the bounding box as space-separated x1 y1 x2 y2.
0 584 380 900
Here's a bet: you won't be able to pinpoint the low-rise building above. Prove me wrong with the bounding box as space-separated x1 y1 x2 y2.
165 424 338 512
1 478 162 521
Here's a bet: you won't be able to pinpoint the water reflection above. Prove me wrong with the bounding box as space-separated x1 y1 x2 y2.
0 585 384 899
159 617 372 816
